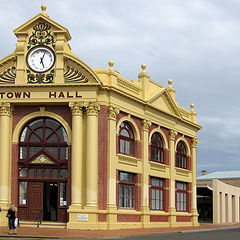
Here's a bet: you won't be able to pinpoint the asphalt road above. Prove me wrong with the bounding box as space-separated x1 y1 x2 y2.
0 227 240 240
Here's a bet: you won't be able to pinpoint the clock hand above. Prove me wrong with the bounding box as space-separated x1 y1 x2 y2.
40 57 44 68
40 51 46 68
42 51 46 59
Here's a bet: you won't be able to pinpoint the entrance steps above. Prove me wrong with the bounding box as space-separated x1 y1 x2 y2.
20 221 67 228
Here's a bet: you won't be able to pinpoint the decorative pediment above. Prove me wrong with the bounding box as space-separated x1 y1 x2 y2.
64 56 102 85
31 154 54 164
0 54 17 84
14 10 71 41
148 89 182 118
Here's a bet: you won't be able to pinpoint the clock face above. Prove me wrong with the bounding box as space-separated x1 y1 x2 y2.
27 46 55 73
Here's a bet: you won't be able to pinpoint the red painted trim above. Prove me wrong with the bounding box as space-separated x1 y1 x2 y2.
98 105 108 210
117 214 141 222
150 215 168 222
176 216 191 222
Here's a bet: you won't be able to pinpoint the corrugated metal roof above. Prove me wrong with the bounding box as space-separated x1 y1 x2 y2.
197 171 240 180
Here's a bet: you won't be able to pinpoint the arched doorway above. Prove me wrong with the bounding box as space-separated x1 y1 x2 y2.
18 117 69 222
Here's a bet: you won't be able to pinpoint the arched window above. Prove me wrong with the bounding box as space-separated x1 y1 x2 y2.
151 132 164 163
19 118 68 162
176 141 187 169
119 121 134 156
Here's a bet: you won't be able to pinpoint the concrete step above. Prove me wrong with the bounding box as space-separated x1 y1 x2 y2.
20 221 67 228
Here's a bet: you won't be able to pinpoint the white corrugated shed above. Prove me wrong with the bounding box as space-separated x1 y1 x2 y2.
197 171 240 180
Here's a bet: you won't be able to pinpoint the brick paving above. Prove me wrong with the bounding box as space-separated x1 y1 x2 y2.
0 223 240 239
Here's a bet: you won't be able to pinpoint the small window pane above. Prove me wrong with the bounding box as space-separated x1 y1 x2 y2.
19 168 27 177
45 169 50 178
29 147 42 158
152 178 160 186
29 168 35 177
60 147 68 160
57 127 68 142
29 119 43 129
47 133 58 143
45 147 58 157
120 139 125 153
60 169 68 178
152 199 155 209
120 129 129 137
52 169 58 178
19 182 27 205
156 190 160 200
20 147 27 159
45 128 53 139
120 172 132 182
46 119 59 129
30 133 41 142
60 182 67 206
125 141 130 154
37 169 42 177
35 128 43 138
156 198 160 209
177 182 184 190
152 189 156 199
20 127 30 142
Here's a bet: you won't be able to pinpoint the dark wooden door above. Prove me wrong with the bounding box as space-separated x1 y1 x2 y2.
28 182 43 221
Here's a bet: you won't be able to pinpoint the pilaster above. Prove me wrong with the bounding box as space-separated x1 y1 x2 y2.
106 105 119 229
141 119 151 227
67 102 84 229
0 103 12 226
168 129 177 226
191 138 199 226
85 102 100 209
69 102 84 208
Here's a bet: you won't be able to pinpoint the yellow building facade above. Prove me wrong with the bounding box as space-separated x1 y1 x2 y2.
0 6 201 229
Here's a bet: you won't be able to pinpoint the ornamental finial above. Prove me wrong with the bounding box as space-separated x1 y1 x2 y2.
168 79 173 87
41 4 47 12
108 60 114 69
190 103 195 111
141 64 147 72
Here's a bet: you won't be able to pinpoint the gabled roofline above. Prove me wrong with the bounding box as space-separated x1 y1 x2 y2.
147 88 182 118
14 12 71 41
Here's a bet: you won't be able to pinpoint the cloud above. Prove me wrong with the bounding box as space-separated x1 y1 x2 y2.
1 0 240 175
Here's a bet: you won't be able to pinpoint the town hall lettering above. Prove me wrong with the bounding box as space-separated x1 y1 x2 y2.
0 91 82 99
49 91 82 98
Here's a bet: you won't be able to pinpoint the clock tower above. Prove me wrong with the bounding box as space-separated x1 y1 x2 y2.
13 5 71 84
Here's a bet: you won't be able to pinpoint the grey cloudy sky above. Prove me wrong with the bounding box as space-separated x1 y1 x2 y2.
1 0 240 176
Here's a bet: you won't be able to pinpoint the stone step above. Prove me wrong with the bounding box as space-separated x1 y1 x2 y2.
20 221 67 229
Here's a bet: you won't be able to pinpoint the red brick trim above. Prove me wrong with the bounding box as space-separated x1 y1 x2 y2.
176 216 191 222
150 215 168 222
117 214 141 222
98 214 107 222
98 105 108 210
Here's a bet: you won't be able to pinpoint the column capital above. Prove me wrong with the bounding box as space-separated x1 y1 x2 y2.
169 129 177 141
86 101 100 116
0 102 13 117
69 101 85 116
141 119 151 132
192 138 199 148
108 105 119 121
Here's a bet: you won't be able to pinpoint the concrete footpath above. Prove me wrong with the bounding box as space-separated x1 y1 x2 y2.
0 223 240 239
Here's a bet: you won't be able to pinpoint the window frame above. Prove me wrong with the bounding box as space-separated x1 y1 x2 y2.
150 132 164 163
176 181 188 212
19 118 68 163
118 121 135 156
176 141 187 169
149 177 164 211
118 171 136 209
